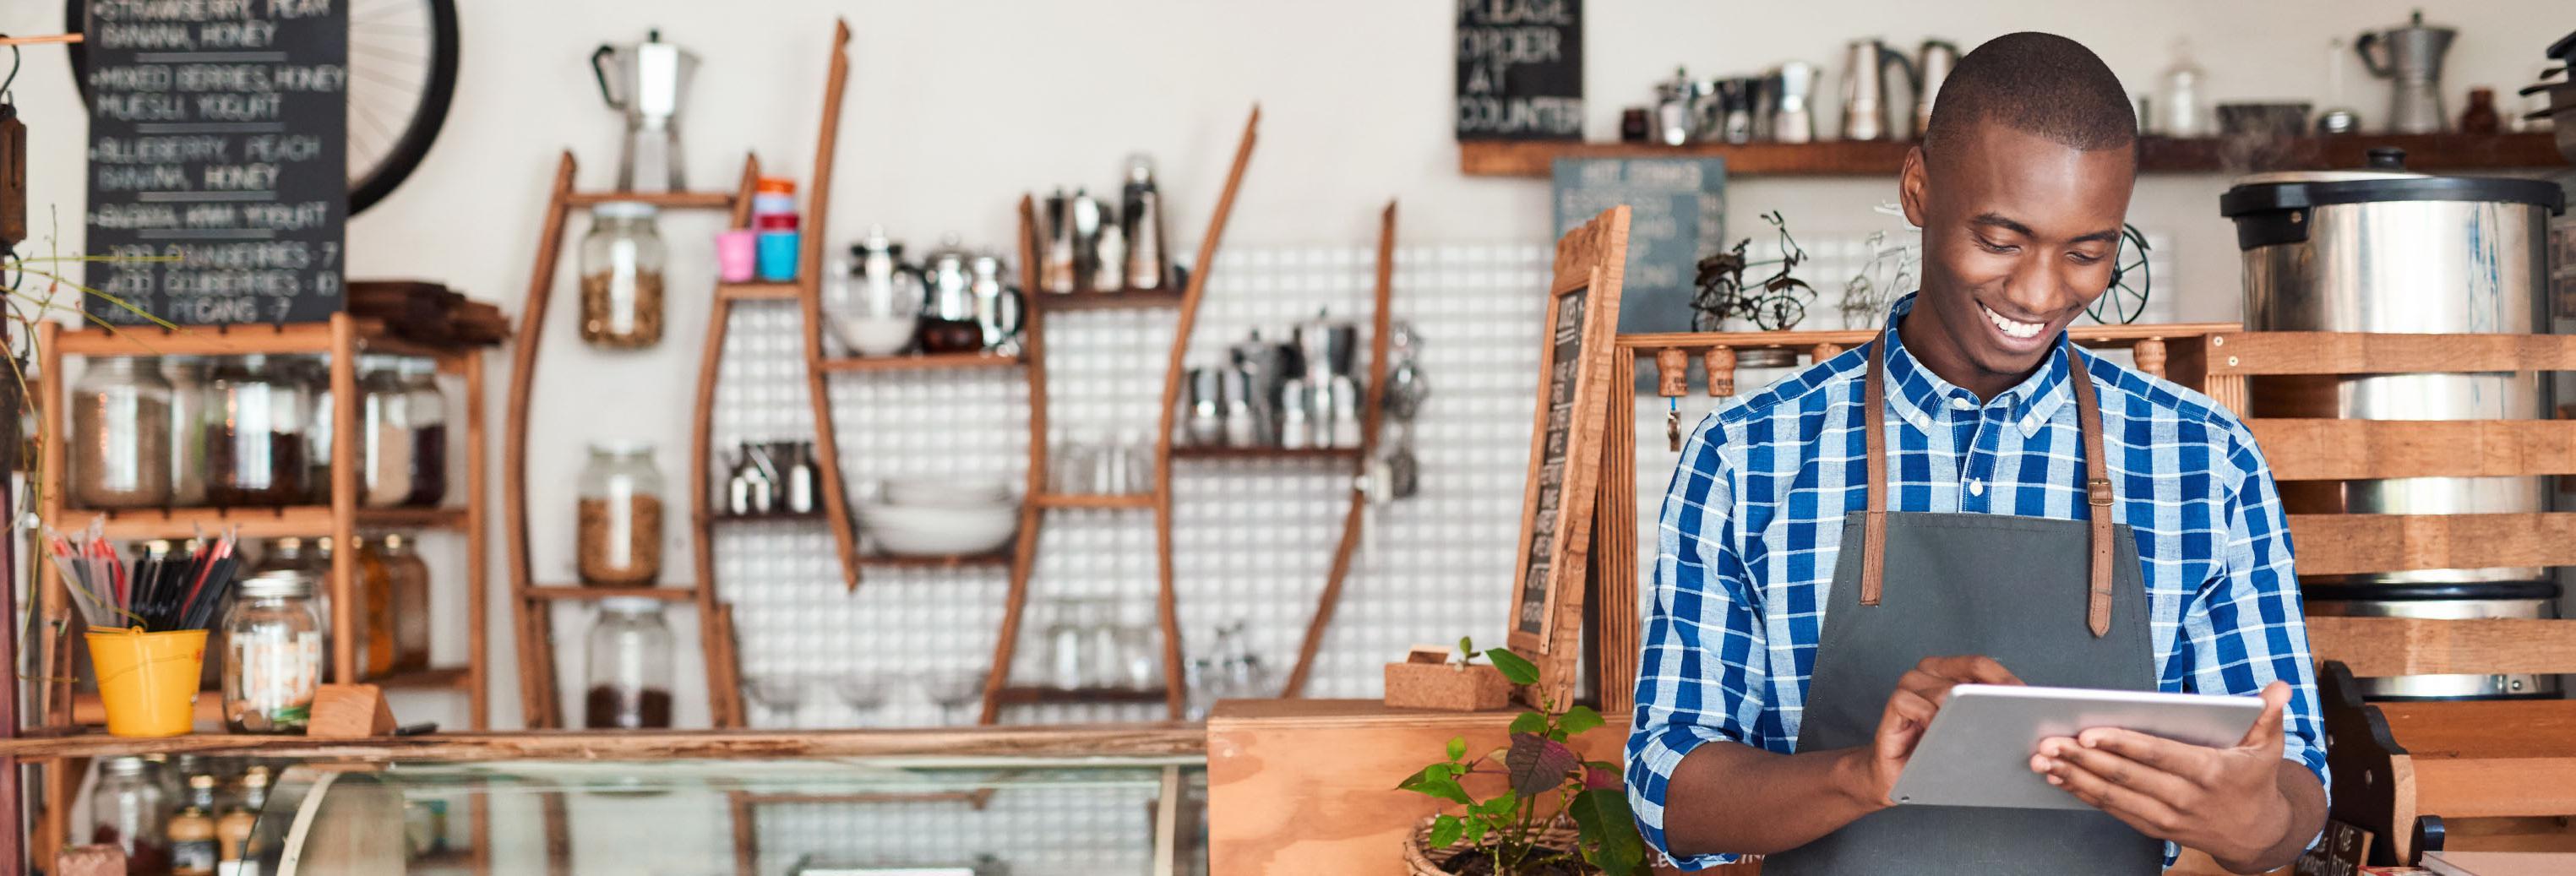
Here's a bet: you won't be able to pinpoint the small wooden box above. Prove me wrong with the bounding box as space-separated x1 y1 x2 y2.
1382 661 1511 712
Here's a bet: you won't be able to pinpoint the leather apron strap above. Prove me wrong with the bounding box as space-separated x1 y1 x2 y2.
1858 331 2116 636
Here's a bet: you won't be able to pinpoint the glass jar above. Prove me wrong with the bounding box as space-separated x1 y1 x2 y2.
221 569 323 733
70 356 174 509
399 359 449 506
92 756 172 872
205 356 312 507
354 535 395 679
585 598 675 729
297 356 332 503
163 356 210 506
380 532 433 673
1043 598 1086 690
578 442 666 586
356 356 417 508
580 201 668 349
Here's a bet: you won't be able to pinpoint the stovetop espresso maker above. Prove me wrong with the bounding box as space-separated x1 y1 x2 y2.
592 30 700 193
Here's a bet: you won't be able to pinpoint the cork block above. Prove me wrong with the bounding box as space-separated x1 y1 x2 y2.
308 683 398 738
1382 658 1513 712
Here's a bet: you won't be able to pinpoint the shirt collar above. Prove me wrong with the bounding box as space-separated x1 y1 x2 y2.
1877 292 2074 438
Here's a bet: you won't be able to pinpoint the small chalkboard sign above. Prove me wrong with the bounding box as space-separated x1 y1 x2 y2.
1552 157 1725 335
1456 0 1582 140
84 0 349 325
1509 205 1628 705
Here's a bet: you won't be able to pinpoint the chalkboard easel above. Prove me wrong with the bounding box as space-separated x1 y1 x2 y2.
1507 205 1628 708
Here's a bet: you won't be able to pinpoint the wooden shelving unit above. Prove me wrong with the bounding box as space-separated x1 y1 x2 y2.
860 552 1012 569
1458 131 2571 178
1168 446 1363 462
1032 493 1156 510
812 351 1022 373
1030 289 1188 312
522 586 695 602
991 687 1169 706
0 724 1209 763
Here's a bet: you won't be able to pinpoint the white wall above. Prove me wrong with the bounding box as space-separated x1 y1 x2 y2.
3 0 2567 730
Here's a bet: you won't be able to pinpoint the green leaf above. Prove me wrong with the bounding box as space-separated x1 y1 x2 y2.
1447 736 1466 761
1473 790 1519 818
1398 768 1473 805
1429 813 1465 849
1569 788 1648 876
1457 636 1476 663
1508 710 1549 736
1505 732 1581 797
1462 818 1490 846
1560 705 1605 735
1486 648 1541 685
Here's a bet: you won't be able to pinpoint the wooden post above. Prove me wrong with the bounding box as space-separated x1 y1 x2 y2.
2132 337 2168 380
329 315 360 683
1703 346 1736 397
796 20 864 594
1283 200 1398 698
461 351 489 729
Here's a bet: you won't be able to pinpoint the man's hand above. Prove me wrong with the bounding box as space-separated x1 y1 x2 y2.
2033 681 2306 873
1843 655 2024 808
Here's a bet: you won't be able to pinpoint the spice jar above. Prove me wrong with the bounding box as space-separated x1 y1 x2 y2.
163 356 210 506
222 568 324 732
585 598 675 729
92 756 172 872
380 532 433 672
354 535 395 679
70 356 174 509
578 441 666 586
205 356 313 507
580 201 668 348
399 359 449 506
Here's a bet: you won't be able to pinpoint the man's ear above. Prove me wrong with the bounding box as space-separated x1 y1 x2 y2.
1898 146 1930 228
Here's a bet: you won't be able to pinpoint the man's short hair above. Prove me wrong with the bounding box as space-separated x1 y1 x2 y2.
1922 32 2136 162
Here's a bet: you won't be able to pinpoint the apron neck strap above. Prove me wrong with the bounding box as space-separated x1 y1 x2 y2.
1860 328 2118 636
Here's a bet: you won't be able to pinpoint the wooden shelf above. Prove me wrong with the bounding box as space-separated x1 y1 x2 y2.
862 552 1013 569
0 723 1208 762
78 506 469 540
564 190 736 209
1616 323 2242 353
991 686 1169 705
1459 132 2571 178
1170 446 1361 461
1032 493 1156 510
706 510 826 525
1029 289 1186 312
716 281 801 301
523 586 697 602
49 319 479 360
815 351 1023 373
372 666 473 690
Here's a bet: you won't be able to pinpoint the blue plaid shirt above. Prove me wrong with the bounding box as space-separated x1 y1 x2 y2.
1626 295 2326 869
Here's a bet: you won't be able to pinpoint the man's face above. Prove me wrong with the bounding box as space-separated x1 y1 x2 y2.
1898 121 2135 388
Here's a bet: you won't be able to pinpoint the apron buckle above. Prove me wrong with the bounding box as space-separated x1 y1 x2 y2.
2087 479 2113 507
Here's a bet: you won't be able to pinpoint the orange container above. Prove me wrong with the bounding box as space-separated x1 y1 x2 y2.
85 628 208 737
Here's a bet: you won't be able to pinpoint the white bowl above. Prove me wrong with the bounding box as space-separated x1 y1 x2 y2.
829 315 917 358
881 477 1011 508
858 500 1018 557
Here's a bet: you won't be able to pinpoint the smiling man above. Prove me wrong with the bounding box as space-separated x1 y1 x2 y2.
1625 33 2327 875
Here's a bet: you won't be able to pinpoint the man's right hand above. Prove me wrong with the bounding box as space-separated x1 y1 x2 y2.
1842 655 2025 808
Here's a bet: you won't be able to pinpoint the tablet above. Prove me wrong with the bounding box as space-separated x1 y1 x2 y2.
1887 684 2265 810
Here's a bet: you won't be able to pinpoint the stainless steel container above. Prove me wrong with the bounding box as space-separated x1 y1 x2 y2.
2222 148 2565 585
2306 583 2562 699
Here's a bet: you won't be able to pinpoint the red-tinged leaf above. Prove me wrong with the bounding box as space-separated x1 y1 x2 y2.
1585 764 1619 791
1506 732 1580 797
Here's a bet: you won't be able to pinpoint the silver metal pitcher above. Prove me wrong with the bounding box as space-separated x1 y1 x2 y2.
591 30 699 193
1839 38 1919 142
1913 40 1960 139
2356 9 2455 133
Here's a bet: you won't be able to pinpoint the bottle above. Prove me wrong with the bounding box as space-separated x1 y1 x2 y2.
382 533 433 672
215 767 268 867
585 599 676 729
398 359 450 507
91 756 172 872
2157 40 2208 137
1041 188 1078 294
578 442 667 586
169 775 219 876
222 569 324 732
355 535 395 678
1121 154 1168 291
70 356 175 509
163 356 211 506
2460 86 2501 134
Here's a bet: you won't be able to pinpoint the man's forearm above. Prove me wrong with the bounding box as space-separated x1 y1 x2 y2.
2215 762 2328 874
1659 741 1885 857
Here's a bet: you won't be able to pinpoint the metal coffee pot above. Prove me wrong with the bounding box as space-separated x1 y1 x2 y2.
921 237 980 324
1840 38 1919 142
591 30 699 193
1913 40 1960 138
968 253 1025 355
2357 9 2455 133
1770 62 1819 144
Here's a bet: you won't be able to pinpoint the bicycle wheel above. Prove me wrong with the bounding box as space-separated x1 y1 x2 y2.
64 0 460 215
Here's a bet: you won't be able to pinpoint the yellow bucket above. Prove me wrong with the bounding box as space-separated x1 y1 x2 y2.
85 628 208 738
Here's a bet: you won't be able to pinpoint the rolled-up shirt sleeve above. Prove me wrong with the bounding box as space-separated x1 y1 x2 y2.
1627 416 1768 870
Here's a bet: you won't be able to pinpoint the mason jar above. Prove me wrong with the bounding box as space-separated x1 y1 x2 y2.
356 356 414 508
70 356 173 509
585 598 676 729
221 569 324 733
577 442 666 586
162 356 210 506
297 356 332 503
90 756 172 868
380 532 433 673
580 202 668 349
398 359 449 506
204 356 312 507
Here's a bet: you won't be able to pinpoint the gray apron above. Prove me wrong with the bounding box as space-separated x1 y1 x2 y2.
1762 334 2160 876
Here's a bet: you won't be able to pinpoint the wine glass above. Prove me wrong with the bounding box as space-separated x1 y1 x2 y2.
832 673 888 725
919 667 988 726
743 674 809 727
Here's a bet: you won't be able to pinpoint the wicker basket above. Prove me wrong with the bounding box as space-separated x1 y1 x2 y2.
1401 814 1586 875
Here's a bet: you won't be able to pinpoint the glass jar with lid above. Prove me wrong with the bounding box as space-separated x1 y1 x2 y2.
221 568 324 733
354 535 395 679
398 359 449 506
204 356 312 507
380 532 433 672
585 598 675 729
162 356 211 506
70 356 174 509
91 755 172 870
578 442 666 586
580 201 668 349
356 356 417 508
297 356 333 503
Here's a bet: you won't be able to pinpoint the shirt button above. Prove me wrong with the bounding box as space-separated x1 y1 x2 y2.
1949 396 1973 410
1969 478 1985 496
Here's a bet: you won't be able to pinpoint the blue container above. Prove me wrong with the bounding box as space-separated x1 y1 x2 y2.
756 231 800 281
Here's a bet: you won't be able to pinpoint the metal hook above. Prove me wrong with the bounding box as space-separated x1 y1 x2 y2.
0 38 21 104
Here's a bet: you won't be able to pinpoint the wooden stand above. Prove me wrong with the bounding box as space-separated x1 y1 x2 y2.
1278 202 1400 698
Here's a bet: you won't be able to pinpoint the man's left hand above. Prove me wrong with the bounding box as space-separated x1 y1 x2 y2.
2030 680 2299 871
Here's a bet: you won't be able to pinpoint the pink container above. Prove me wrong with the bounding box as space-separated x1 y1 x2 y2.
716 230 758 283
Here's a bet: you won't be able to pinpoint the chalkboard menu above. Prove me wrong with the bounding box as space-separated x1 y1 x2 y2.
84 0 348 325
1552 157 1725 334
1508 207 1627 677
1517 287 1588 636
1456 0 1582 140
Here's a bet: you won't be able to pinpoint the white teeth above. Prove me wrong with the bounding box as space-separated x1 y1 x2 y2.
1980 302 2043 340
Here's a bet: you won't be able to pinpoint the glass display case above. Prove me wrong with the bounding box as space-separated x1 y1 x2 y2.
237 754 1207 876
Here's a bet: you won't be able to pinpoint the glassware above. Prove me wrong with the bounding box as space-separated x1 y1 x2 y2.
580 201 669 348
380 532 433 672
743 674 809 727
169 774 218 876
400 359 450 506
831 673 888 721
163 356 210 506
92 756 172 871
204 355 313 507
824 228 926 357
1083 600 1123 689
577 441 666 586
297 356 332 503
1117 623 1160 692
352 535 395 679
70 356 174 509
221 569 324 733
1043 597 1108 690
585 599 676 729
918 236 987 354
919 667 987 726
1053 430 1100 496
1114 429 1152 493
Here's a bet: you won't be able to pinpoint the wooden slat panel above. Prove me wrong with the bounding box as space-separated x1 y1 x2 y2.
2208 332 2576 375
2248 420 2576 480
2377 699 2576 760
2290 513 2576 574
2412 758 2576 819
2306 617 2576 678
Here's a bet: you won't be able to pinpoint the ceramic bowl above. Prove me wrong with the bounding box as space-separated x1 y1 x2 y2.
829 314 917 358
880 477 1011 509
857 500 1018 557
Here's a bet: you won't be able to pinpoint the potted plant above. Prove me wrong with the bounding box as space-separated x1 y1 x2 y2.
1396 643 1646 875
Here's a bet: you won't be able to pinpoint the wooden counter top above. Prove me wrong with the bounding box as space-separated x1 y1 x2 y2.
0 722 1207 763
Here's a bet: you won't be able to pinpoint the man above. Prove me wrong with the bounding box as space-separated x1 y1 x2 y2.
1625 33 2327 875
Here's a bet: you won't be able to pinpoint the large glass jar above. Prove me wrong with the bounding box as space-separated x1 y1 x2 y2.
354 535 395 679
221 569 323 733
399 359 449 506
380 532 433 673
580 201 667 349
585 598 675 729
204 356 312 507
163 356 210 506
91 756 172 871
297 356 332 503
577 442 666 586
357 357 415 508
70 356 174 509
